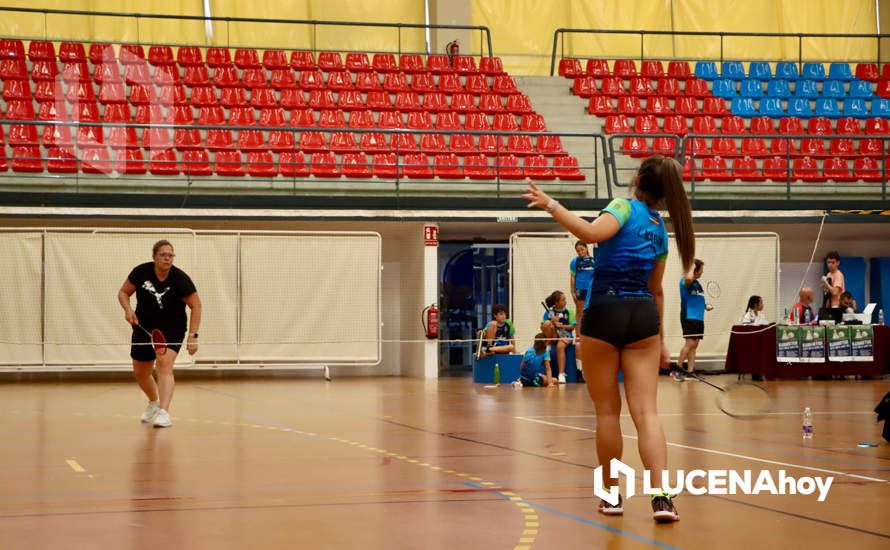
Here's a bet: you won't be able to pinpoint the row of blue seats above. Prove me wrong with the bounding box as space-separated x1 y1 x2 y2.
713 78 874 99
730 96 889 119
696 61 861 81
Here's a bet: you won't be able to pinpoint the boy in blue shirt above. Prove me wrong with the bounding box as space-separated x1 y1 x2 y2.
570 240 595 332
677 259 713 375
481 304 516 356
517 332 556 387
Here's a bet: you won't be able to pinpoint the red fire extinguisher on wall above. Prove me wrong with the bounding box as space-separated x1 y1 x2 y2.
446 40 459 64
422 303 439 339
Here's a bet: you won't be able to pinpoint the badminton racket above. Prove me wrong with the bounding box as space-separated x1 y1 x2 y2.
670 366 772 419
706 280 722 299
135 324 167 356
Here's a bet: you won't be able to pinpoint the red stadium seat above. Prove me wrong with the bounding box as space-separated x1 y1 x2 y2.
617 96 644 116
28 40 55 61
604 114 630 134
356 71 382 92
279 151 310 177
702 97 729 117
317 52 343 72
411 72 437 94
792 156 826 182
8 124 38 146
46 147 77 173
348 110 375 129
241 68 267 89
391 134 419 156
828 138 855 158
732 156 766 181
465 112 492 131
685 78 710 97
35 81 63 104
190 86 217 107
206 129 234 151
823 157 855 182
740 137 769 157
426 55 451 74
645 96 671 117
523 154 555 180
701 156 732 181
612 59 636 79
657 78 680 97
154 65 181 86
377 111 404 129
434 153 464 179
438 73 464 94
176 46 203 66
865 117 890 135
269 69 296 90
142 127 172 150
119 44 145 64
799 138 827 157
159 84 188 106
262 50 289 70
403 153 433 178
419 133 447 154
480 57 505 76
453 56 478 75
300 70 326 90
317 109 347 129
237 129 266 151
855 63 879 82
573 76 597 98
836 118 862 135
249 87 277 108
88 43 113 64
145 45 173 66
372 54 398 73
558 58 583 78
492 75 519 95
149 149 180 175
214 150 245 176
329 132 358 153
692 115 717 135
589 95 615 116
492 113 519 132
59 42 86 62
586 59 610 78
466 74 491 96
1 58 28 80
750 116 775 135
371 153 400 178
641 61 665 79
449 133 476 155
395 91 423 112
721 115 747 135
173 129 201 151
246 151 277 177
762 156 789 181
553 156 585 180
651 136 677 155
299 131 327 152
808 117 833 136
133 104 162 124
290 51 316 71
11 146 44 173
478 134 505 156
852 156 882 181
622 136 650 157
80 147 112 174
675 96 700 117
280 89 307 110
634 114 659 134
327 71 354 91
183 65 210 86
337 89 365 111
166 105 192 125
600 76 626 96
478 93 505 113
506 135 534 155
2 79 31 101
43 124 73 147
114 149 145 175
423 91 449 112
383 72 410 93
341 152 371 178
183 149 212 176
308 89 337 110
629 77 655 96
406 111 433 130
711 137 739 156
435 111 462 131
520 113 547 132
779 117 804 135
769 137 797 157
66 81 96 102
450 93 477 112
536 134 565 156
212 65 241 88
399 54 425 74
493 154 523 179
464 154 494 179
662 115 688 136
31 60 58 81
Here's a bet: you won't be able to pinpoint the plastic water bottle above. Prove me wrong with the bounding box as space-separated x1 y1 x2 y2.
493 362 500 385
879 309 885 326
802 407 814 439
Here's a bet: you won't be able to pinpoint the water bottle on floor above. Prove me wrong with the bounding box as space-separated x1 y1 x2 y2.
493 362 500 385
802 407 814 439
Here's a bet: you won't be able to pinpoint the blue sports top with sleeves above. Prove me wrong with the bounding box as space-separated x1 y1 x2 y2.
570 255 595 291
586 198 668 303
680 278 706 321
521 348 551 378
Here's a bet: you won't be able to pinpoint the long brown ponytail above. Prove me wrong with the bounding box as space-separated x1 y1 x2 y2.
635 155 695 272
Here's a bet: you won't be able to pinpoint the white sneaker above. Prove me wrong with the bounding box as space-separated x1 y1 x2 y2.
140 400 160 423
512 379 523 389
153 409 172 428
558 373 566 384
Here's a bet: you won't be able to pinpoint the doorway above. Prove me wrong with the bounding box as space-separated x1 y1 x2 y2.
438 242 509 376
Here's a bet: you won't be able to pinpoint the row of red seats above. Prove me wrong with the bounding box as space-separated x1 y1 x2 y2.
590 95 729 117
622 135 887 158
604 113 890 135
0 39 507 75
560 58 888 82
0 62 521 95
0 147 583 180
575 76 715 98
682 155 885 182
5 83 531 113
2 125 566 155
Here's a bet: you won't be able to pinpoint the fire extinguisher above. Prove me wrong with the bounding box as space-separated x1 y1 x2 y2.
422 303 439 339
446 40 459 64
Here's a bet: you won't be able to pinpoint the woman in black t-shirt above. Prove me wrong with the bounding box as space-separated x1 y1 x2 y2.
117 240 201 428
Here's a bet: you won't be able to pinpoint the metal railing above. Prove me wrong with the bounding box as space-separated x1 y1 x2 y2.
0 6 493 57
550 29 888 76
605 132 889 200
0 120 607 199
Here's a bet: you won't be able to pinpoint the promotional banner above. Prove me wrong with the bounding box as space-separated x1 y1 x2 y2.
850 325 874 361
776 325 801 363
827 326 853 361
799 325 826 363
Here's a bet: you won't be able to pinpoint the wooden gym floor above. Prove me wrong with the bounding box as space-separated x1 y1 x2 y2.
0 375 888 549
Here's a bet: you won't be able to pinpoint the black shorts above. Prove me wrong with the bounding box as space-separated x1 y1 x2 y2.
130 326 183 361
681 318 704 340
573 288 588 302
580 295 660 348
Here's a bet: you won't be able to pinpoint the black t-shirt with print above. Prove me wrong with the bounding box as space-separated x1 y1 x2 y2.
128 262 197 333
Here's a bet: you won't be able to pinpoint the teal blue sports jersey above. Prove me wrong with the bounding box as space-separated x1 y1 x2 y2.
521 348 551 378
570 254 595 291
587 198 668 301
680 278 706 321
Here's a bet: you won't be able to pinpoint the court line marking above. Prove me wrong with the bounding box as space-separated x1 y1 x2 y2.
467 482 682 550
514 416 888 484
527 412 875 418
65 459 85 473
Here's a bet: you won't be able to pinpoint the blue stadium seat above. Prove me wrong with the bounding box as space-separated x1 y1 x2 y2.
776 62 799 80
694 61 719 80
814 98 840 118
721 61 745 80
787 97 813 118
870 97 890 118
739 79 763 98
848 80 873 98
748 61 772 80
828 63 853 81
842 97 869 119
801 62 826 81
822 80 846 99
712 78 736 98
767 79 792 98
758 97 784 117
794 80 819 99
731 97 757 117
